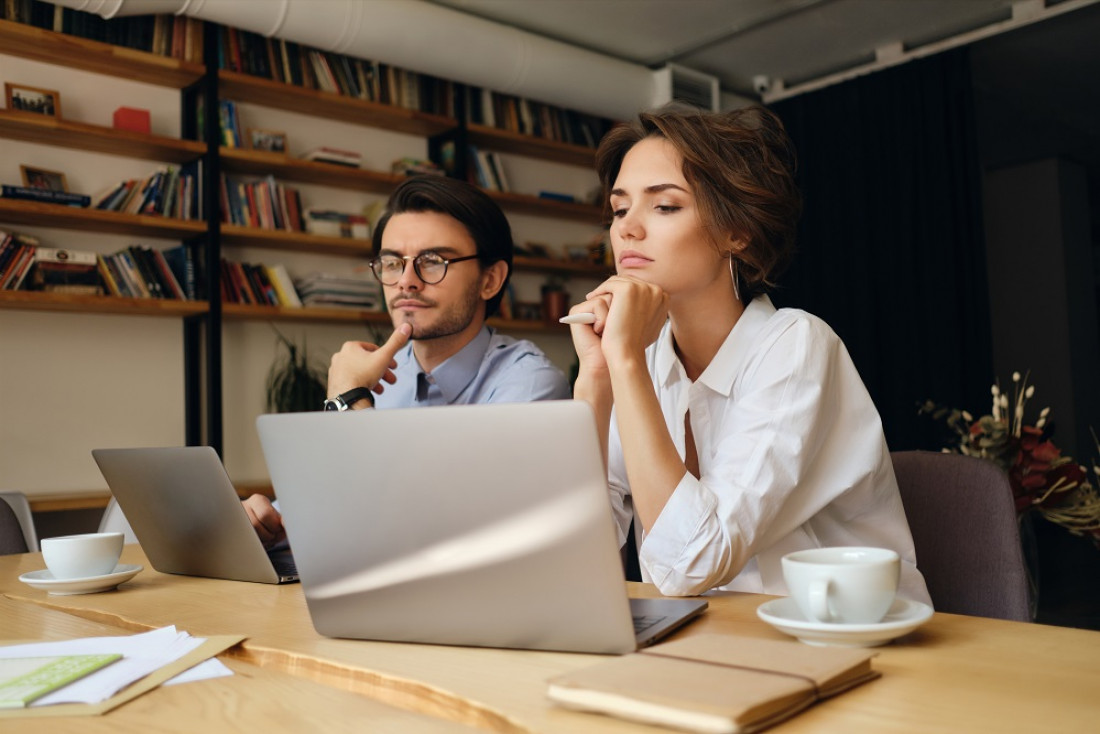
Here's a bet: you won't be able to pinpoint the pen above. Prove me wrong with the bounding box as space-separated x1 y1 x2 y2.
559 313 597 325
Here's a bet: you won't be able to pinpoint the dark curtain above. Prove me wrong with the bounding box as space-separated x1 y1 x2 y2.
769 48 992 451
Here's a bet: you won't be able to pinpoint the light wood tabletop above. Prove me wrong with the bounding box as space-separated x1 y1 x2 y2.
2 545 1098 732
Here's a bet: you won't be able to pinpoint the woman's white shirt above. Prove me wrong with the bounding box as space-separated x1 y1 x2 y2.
607 295 931 604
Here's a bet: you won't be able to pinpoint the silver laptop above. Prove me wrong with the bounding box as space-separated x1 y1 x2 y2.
256 400 706 654
91 446 298 584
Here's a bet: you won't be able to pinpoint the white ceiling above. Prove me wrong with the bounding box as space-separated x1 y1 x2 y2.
429 0 1100 195
429 0 1097 99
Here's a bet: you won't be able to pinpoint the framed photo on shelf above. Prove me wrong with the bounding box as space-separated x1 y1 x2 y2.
5 82 62 117
20 164 68 192
246 128 288 153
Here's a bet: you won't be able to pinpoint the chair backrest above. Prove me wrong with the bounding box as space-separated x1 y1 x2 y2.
0 497 29 555
98 497 140 545
891 450 1032 621
0 491 37 551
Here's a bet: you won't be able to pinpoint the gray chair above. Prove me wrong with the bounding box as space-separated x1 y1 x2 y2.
0 497 29 555
891 450 1032 621
0 491 37 551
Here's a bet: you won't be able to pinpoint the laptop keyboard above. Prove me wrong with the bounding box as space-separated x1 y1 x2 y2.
269 552 298 578
633 614 665 634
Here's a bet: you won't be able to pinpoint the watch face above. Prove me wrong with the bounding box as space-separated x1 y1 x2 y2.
323 399 342 411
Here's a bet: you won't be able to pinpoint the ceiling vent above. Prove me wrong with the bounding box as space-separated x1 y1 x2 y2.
652 64 720 112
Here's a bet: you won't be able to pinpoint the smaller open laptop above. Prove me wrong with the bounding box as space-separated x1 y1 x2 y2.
256 400 707 654
91 446 298 584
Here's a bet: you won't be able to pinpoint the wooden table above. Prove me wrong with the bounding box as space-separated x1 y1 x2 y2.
2 546 1098 732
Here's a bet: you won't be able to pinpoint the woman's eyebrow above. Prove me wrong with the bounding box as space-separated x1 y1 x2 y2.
610 183 688 197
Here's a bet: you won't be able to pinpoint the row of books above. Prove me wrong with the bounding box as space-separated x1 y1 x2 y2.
98 245 196 300
213 26 614 147
220 262 383 311
91 163 204 221
1 2 204 63
219 174 304 232
468 146 511 193
218 100 245 149
0 230 39 291
216 27 457 117
465 86 614 149
0 232 201 300
221 259 300 307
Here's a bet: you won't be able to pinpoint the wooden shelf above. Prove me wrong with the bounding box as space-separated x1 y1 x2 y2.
220 224 374 257
0 199 207 239
219 70 457 137
0 19 205 88
0 110 206 163
220 147 403 193
29 483 265 513
221 302 561 333
0 290 207 317
223 303 390 324
513 255 611 278
466 123 598 168
487 190 601 222
28 491 111 513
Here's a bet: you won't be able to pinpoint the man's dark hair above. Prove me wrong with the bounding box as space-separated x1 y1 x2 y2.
372 176 513 317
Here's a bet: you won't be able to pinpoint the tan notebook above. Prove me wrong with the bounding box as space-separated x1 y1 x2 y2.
546 634 879 734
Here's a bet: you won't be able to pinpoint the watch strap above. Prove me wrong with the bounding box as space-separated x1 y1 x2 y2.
323 386 375 411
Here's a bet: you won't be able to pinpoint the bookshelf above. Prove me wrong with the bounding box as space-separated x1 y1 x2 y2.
0 109 205 161
0 288 206 317
0 18 204 87
211 66 607 328
0 20 211 482
1 14 608 499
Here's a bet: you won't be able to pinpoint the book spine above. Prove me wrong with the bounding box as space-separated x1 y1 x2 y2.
0 186 91 207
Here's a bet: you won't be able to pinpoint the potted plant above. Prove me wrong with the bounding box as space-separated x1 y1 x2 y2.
264 326 327 413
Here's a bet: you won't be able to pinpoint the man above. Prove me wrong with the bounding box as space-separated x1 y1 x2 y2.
245 176 571 546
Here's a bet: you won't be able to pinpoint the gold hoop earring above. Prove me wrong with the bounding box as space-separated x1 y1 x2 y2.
728 254 741 302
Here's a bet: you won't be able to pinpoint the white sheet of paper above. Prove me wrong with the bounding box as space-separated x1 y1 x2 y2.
0 626 231 706
163 658 234 686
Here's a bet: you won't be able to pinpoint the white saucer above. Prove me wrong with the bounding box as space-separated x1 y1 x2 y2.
18 563 144 595
757 596 933 647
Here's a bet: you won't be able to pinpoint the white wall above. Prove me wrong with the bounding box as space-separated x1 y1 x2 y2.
1 50 602 495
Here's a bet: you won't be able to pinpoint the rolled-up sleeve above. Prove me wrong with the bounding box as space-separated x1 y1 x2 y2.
623 305 896 597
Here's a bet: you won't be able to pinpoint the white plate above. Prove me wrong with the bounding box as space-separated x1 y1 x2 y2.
18 563 144 595
757 596 933 647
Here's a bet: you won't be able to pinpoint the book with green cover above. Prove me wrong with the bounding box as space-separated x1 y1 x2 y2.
0 654 122 708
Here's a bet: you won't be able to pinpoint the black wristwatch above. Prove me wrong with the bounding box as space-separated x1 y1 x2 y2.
323 387 375 411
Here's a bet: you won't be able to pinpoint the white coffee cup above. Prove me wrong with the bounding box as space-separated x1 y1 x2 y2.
41 532 124 580
782 546 900 624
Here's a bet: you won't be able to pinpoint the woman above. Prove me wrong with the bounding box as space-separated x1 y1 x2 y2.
567 104 930 603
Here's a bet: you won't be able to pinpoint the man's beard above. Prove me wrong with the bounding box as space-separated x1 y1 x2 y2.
391 286 482 340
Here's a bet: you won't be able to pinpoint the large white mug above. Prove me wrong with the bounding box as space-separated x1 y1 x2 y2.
41 532 124 579
782 546 900 624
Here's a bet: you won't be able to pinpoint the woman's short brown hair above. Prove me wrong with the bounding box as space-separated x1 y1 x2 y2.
595 104 801 302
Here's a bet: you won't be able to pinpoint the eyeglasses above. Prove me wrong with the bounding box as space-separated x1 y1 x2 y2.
369 252 479 286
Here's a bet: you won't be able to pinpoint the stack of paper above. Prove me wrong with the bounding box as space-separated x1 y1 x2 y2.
0 626 241 716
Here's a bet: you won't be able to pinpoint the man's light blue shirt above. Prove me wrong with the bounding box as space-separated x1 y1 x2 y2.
373 326 570 408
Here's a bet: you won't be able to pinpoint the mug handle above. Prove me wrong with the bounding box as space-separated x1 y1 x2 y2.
808 578 832 622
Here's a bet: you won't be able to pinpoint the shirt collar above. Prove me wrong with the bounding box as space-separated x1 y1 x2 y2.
654 295 776 396
417 326 493 404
